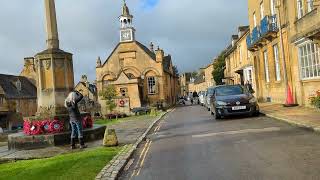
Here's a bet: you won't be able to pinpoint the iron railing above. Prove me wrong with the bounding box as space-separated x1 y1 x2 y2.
260 15 278 37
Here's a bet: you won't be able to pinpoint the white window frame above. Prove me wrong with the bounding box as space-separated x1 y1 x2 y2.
253 12 257 27
297 0 304 19
260 2 265 20
298 41 320 80
147 77 157 95
120 88 128 97
270 0 276 15
239 45 243 64
263 50 270 83
273 44 281 81
307 0 314 12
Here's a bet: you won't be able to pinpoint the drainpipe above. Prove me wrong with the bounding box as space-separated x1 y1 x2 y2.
276 0 294 105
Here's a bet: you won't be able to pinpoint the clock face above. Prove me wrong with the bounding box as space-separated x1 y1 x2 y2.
121 30 132 42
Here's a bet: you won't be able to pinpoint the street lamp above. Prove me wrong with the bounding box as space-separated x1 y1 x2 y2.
275 0 295 106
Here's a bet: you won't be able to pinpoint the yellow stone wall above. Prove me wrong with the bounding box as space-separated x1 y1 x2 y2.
20 57 37 85
96 41 178 114
247 0 291 103
204 63 216 88
224 30 257 91
286 1 320 106
247 0 320 106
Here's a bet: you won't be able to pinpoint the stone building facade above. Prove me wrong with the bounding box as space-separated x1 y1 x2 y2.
224 26 257 92
188 62 216 93
246 0 320 106
287 0 320 106
96 2 179 115
0 74 37 130
179 73 191 96
75 75 100 114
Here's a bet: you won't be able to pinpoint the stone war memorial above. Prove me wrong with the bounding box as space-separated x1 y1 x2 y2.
8 0 105 150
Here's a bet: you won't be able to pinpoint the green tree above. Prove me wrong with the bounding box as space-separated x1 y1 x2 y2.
173 66 179 76
99 85 117 113
191 71 198 78
212 52 226 85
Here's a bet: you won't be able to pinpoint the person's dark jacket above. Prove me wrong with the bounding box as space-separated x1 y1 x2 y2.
193 91 198 98
66 91 84 122
245 84 255 94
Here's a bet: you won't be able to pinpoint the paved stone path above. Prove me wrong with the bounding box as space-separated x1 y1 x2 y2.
0 114 160 161
260 102 320 131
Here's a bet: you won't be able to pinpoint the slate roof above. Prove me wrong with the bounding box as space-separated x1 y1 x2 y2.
163 55 172 74
135 41 156 60
0 74 37 99
78 82 97 95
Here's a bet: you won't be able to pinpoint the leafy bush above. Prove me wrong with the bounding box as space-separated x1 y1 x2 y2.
99 85 117 113
310 96 320 108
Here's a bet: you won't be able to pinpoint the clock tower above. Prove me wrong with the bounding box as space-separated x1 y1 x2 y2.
119 0 135 42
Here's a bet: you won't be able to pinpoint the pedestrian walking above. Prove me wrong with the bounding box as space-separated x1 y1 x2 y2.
192 91 199 105
245 81 255 94
65 90 87 149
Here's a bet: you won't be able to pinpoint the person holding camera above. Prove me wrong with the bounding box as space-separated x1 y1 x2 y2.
65 90 86 149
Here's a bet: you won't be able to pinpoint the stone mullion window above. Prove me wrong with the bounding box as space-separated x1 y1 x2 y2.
263 50 270 83
307 0 314 13
120 88 128 97
299 42 320 79
147 77 157 95
297 0 304 19
273 44 281 81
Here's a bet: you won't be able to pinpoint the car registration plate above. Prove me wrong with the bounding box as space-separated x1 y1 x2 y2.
232 106 246 111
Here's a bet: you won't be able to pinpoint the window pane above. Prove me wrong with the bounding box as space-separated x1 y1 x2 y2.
264 51 270 82
147 77 156 94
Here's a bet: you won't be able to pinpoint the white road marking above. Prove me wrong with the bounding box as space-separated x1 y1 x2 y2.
192 127 281 138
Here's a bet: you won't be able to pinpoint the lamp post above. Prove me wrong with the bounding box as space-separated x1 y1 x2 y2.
276 0 294 106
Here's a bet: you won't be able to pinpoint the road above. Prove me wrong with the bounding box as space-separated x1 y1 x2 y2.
120 105 320 180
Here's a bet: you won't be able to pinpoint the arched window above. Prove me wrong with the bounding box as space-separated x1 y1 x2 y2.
124 19 127 24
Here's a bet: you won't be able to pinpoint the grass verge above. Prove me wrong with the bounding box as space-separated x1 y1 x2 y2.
95 114 154 126
0 147 120 180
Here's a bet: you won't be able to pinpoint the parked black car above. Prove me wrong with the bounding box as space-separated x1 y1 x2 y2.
210 85 259 119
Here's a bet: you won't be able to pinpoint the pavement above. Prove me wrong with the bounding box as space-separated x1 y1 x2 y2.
259 102 320 132
0 114 160 161
120 104 320 180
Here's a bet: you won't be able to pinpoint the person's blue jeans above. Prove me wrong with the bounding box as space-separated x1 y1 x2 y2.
70 121 83 139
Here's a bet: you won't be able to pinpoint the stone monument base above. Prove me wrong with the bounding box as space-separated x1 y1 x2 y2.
8 125 106 150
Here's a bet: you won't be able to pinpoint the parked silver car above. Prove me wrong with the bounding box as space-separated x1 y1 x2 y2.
205 87 215 111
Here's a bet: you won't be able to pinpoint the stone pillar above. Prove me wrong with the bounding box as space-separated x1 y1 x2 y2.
35 0 74 117
45 0 59 49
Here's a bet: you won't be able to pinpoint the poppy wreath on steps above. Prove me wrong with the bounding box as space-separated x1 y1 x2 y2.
82 116 93 129
48 120 64 133
41 120 51 133
23 120 32 135
29 121 44 135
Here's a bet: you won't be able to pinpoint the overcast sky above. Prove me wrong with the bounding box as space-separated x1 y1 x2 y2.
0 0 248 82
